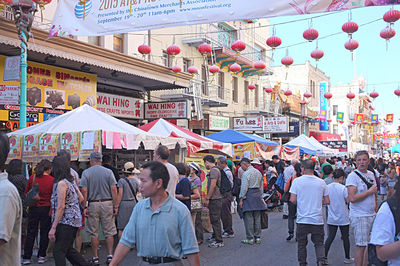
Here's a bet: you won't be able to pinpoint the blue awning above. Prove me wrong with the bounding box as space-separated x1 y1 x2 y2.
207 129 279 146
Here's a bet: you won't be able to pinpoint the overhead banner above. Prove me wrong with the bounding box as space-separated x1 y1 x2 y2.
354 113 364 124
233 117 263 131
371 114 379 124
319 82 329 131
320 140 348 152
50 0 390 37
336 112 344 121
263 116 288 133
386 113 394 123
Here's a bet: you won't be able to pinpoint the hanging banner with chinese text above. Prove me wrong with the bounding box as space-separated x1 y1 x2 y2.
319 82 329 131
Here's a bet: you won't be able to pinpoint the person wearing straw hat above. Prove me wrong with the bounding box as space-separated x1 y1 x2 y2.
251 158 264 176
116 162 140 240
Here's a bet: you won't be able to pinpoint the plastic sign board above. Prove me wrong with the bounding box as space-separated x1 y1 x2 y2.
263 116 288 133
233 117 263 131
144 101 188 119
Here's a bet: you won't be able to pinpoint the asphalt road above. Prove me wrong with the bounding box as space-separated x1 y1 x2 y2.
31 210 355 266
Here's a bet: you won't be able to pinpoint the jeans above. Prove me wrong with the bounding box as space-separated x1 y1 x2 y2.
221 192 234 235
325 224 350 259
243 211 261 240
296 223 325 266
288 202 297 235
53 224 91 266
208 199 223 243
191 209 203 242
24 206 51 259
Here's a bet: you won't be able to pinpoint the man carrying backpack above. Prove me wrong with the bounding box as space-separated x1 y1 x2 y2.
217 157 234 239
203 155 224 248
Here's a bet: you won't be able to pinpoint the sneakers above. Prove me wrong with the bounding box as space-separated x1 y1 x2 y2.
207 236 215 242
208 241 224 248
241 239 254 245
286 234 294 241
91 257 100 266
344 258 355 264
106 255 113 265
22 260 32 265
222 232 235 238
38 257 47 264
255 238 261 244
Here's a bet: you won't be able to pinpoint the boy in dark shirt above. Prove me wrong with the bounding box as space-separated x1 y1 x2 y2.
175 163 192 211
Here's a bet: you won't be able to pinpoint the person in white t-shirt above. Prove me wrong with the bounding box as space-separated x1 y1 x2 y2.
346 150 378 266
154 145 179 198
290 159 330 266
324 168 354 264
370 185 400 265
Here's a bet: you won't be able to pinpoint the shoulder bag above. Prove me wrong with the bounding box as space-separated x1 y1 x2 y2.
24 175 40 207
123 177 138 202
354 170 373 189
281 176 294 203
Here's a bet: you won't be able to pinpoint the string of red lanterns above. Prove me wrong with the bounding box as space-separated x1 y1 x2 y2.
303 28 319 42
264 87 273 93
138 44 151 57
248 84 256 90
209 65 220 75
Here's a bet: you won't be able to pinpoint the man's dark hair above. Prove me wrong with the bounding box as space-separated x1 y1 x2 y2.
272 155 279 160
203 155 215 164
142 161 170 189
155 145 170 160
333 168 346 179
218 156 227 165
294 163 302 177
7 159 23 176
175 163 189 176
35 159 52 178
52 155 74 183
240 158 251 165
0 133 9 171
102 154 112 164
323 164 334 176
301 159 316 171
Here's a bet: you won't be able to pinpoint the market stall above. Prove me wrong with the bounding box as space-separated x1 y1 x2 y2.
284 134 319 156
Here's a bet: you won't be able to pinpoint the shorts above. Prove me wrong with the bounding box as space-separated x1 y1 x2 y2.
350 216 375 246
388 181 396 188
87 201 117 238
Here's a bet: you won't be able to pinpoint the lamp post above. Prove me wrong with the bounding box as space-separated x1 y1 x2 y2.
10 0 36 129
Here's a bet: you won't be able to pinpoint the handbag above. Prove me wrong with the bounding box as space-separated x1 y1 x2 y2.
261 210 268 230
24 175 40 208
281 176 294 202
190 198 202 210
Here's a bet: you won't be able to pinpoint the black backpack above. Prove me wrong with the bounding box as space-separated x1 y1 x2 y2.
219 168 233 194
368 197 400 266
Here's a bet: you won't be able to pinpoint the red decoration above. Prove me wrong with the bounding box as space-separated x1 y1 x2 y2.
324 92 333 99
327 119 332 122
167 45 181 56
383 9 400 25
265 87 273 93
342 21 359 36
172 65 182 74
284 90 292 96
303 28 319 42
281 56 294 67
395 89 400 97
33 0 52 21
138 44 151 56
254 61 266 70
209 64 220 74
304 91 312 98
198 43 212 55
231 40 246 54
248 84 256 90
315 117 320 121
347 92 356 99
0 0 12 9
344 39 359 51
300 99 308 105
266 36 282 49
380 27 396 40
339 120 344 124
230 63 241 73
187 66 198 75
363 121 369 125
311 49 324 61
370 91 379 99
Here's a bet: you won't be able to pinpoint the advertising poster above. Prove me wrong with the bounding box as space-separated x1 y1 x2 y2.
61 132 80 160
319 82 329 131
38 133 59 157
263 116 288 133
209 115 229 131
7 135 22 161
0 85 19 105
320 140 348 152
233 142 255 161
23 134 39 161
79 130 101 161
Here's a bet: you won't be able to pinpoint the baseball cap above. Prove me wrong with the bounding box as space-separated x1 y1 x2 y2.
89 151 102 161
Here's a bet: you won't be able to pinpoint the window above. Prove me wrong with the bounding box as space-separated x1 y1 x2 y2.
162 51 172 68
217 23 238 49
183 58 191 72
255 85 259 107
333 105 338 116
88 36 101 46
233 77 238 103
202 65 208 96
113 34 124 53
244 80 249 105
218 72 224 99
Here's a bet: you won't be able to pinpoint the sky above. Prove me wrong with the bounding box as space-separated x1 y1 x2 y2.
269 5 400 129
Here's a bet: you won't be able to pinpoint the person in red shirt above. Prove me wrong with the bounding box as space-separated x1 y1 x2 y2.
23 159 54 265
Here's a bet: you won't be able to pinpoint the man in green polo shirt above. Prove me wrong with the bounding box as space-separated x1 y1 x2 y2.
319 156 332 179
110 161 200 266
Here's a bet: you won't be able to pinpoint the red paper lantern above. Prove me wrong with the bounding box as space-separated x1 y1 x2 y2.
303 28 319 42
324 92 333 99
33 0 52 21
230 63 241 73
266 36 282 49
265 87 273 93
254 61 266 70
380 27 396 40
284 90 292 96
231 40 246 54
281 56 294 67
198 43 212 56
311 49 324 61
339 120 344 124
395 89 400 96
304 91 312 98
209 64 220 74
344 39 359 51
327 119 332 123
315 117 320 121
0 0 12 9
363 121 369 125
342 21 359 36
370 91 379 99
347 92 356 99
138 44 151 56
172 65 182 74
383 9 400 25
248 84 256 90
187 66 198 75
167 45 181 56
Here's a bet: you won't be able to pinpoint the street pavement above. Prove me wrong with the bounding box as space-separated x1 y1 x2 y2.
31 210 355 266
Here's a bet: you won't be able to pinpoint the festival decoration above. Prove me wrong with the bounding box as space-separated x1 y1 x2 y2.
187 66 198 77
342 21 359 37
281 55 294 67
248 84 256 90
254 61 266 70
303 28 319 42
383 9 400 25
324 92 332 99
265 87 273 93
311 48 324 61
380 26 396 49
138 44 151 57
284 90 292 96
304 91 312 98
231 40 246 55
172 65 182 74
33 0 52 21
370 91 379 99
395 89 400 97
209 64 220 75
347 92 356 100
230 63 241 74
266 36 281 50
198 43 212 56
344 39 359 59
167 44 181 58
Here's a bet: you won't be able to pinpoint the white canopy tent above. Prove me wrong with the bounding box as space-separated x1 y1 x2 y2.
308 136 338 155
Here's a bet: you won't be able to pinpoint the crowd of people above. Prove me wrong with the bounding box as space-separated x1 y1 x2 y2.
0 130 400 265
